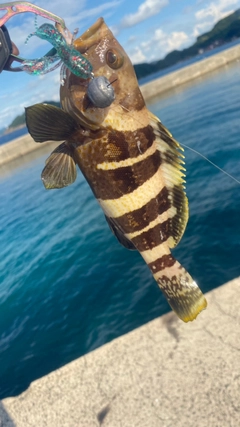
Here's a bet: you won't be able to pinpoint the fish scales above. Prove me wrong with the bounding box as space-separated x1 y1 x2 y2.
73 128 161 200
25 17 207 322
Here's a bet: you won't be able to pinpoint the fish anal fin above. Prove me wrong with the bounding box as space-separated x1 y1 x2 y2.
149 111 189 248
41 142 77 189
25 103 79 142
105 216 136 250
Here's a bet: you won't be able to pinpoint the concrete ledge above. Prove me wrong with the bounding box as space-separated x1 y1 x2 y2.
1 277 240 426
0 135 59 167
141 44 240 100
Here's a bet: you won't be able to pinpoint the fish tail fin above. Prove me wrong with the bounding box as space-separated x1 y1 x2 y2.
150 255 207 322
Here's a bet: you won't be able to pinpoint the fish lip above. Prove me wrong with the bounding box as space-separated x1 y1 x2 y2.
74 17 105 53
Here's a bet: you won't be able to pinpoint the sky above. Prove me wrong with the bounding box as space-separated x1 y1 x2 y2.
1 0 240 129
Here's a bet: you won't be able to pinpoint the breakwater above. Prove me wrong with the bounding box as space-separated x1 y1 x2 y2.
0 134 58 167
141 43 240 100
1 42 240 167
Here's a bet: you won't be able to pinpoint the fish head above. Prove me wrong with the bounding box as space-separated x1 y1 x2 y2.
60 18 146 130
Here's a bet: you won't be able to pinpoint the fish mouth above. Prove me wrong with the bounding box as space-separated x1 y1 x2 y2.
74 18 106 53
61 18 111 130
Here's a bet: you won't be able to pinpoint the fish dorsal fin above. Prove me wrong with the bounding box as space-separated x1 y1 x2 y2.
25 103 79 142
149 111 188 248
42 142 77 189
105 216 136 250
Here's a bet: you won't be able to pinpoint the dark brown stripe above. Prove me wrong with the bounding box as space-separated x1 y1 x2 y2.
89 151 161 199
75 126 156 167
148 254 176 274
113 186 170 233
131 219 171 252
106 126 155 160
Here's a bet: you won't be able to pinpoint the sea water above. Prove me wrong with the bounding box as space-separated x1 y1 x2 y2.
0 62 240 398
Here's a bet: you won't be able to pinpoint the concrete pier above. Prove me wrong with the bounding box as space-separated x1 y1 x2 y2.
140 43 240 100
1 277 240 426
0 135 58 167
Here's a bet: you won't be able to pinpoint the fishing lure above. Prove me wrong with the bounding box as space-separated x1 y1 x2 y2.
25 22 93 79
21 54 61 75
24 20 115 107
1 5 114 107
0 1 67 72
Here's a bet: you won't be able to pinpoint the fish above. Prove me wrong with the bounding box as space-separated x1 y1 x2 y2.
25 17 207 322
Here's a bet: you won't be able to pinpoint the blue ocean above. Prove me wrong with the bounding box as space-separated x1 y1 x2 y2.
0 127 28 146
0 61 240 399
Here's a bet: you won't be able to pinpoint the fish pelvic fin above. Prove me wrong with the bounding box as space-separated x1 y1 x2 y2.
42 142 77 189
145 250 207 322
25 103 79 142
105 215 136 250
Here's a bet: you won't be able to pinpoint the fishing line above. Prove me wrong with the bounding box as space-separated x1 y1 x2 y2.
107 78 118 87
111 101 240 186
180 143 240 185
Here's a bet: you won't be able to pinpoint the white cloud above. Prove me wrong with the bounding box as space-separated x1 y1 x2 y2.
0 67 62 128
8 0 121 55
128 47 146 64
192 0 239 37
64 0 122 28
138 28 190 63
120 0 169 28
166 31 189 51
27 0 86 24
195 0 238 24
0 105 24 129
193 0 239 40
193 22 211 38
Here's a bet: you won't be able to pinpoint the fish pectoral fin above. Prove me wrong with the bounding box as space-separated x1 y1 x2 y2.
105 216 136 250
41 142 77 189
25 103 79 142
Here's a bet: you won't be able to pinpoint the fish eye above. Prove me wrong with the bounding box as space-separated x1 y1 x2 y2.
106 49 124 69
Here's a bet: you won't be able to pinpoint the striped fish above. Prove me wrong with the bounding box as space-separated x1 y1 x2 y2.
25 18 207 322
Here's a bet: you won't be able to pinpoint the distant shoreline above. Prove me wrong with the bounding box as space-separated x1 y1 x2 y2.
140 42 240 100
2 124 26 136
1 42 240 167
